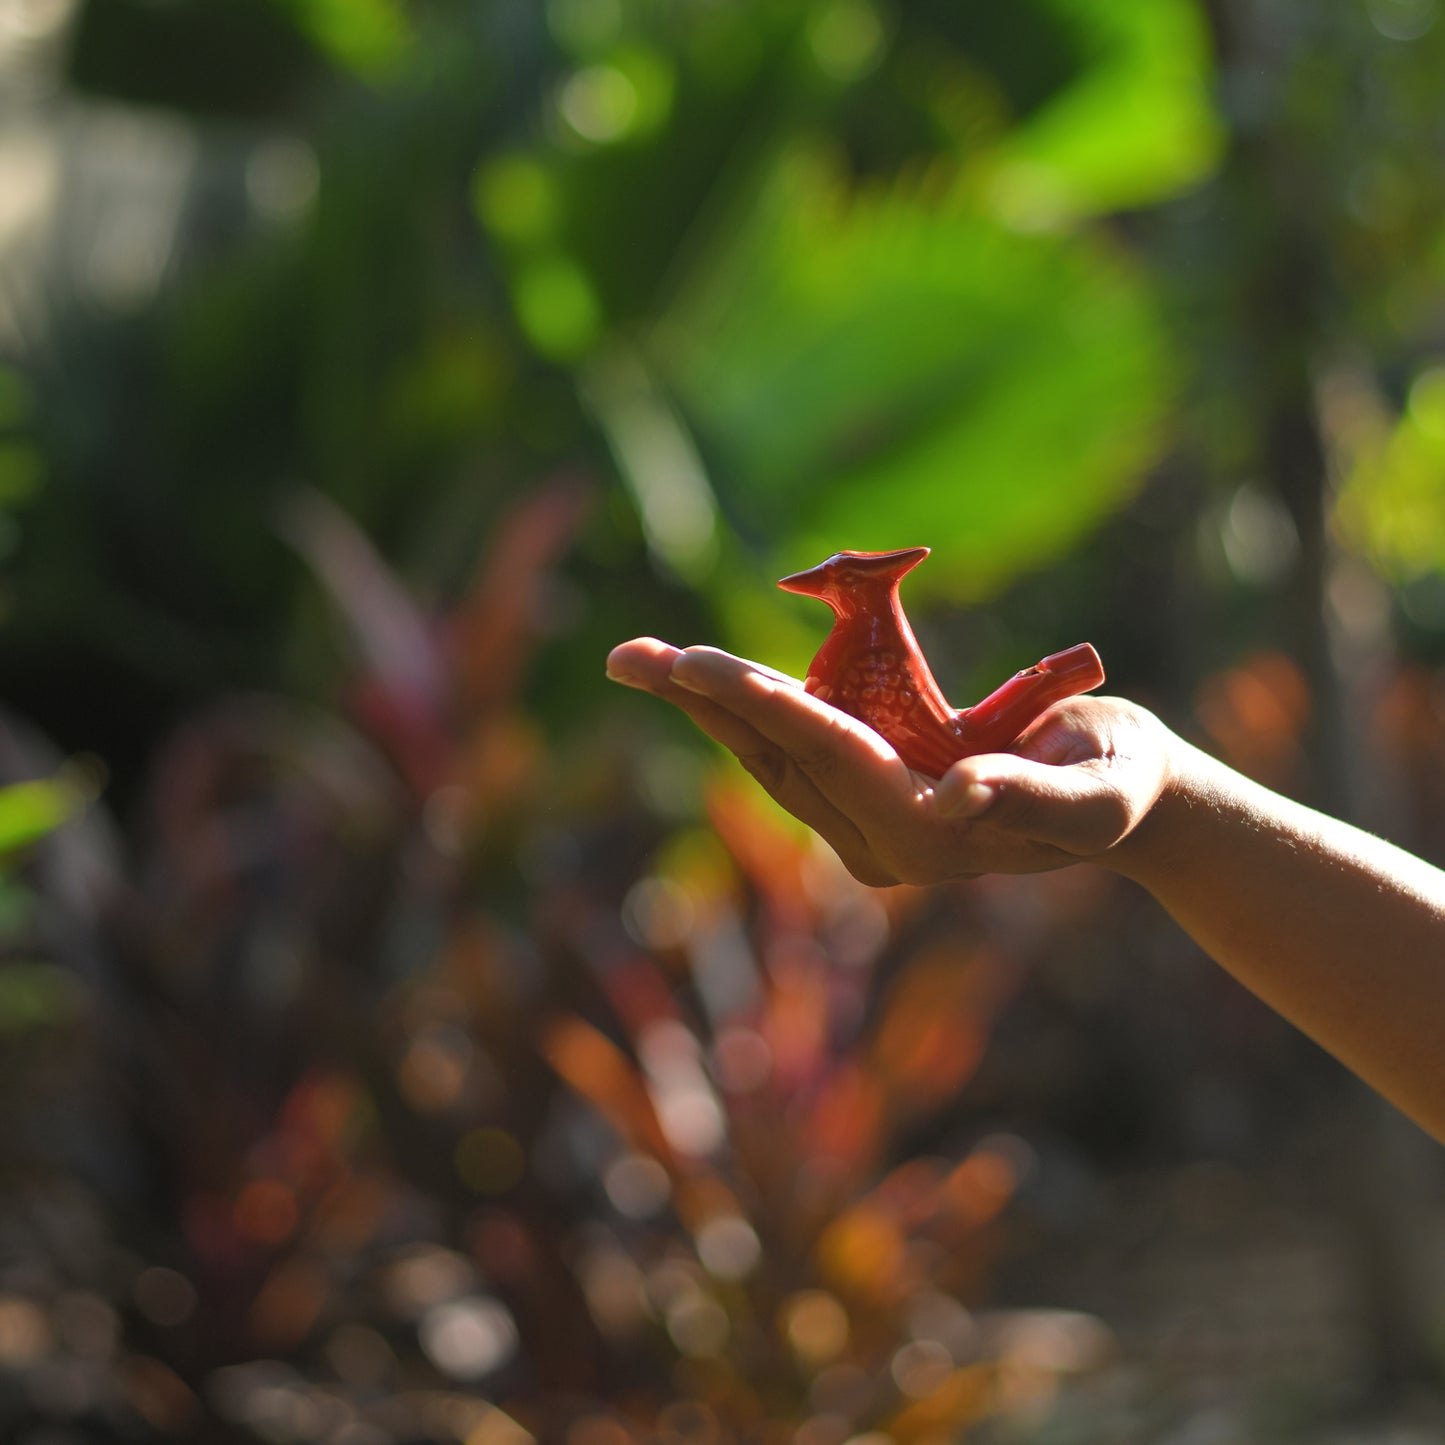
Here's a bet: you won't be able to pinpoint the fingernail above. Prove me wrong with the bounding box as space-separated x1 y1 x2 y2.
938 781 996 819
605 664 640 685
669 656 712 694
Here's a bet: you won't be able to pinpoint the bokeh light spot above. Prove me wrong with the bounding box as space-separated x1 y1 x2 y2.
639 1020 727 1158
890 1338 953 1398
603 1151 671 1219
0 1295 50 1364
782 1290 850 1368
1366 0 1437 40
398 1023 475 1113
990 1308 1113 1373
945 1147 1017 1228
621 875 695 949
419 1295 519 1381
815 1206 905 1299
806 0 886 81
245 138 319 222
324 1323 395 1388
513 254 601 361
665 1291 729 1357
577 1245 647 1340
559 65 638 144
382 1245 475 1320
1 0 75 43
695 1215 761 1281
474 154 560 245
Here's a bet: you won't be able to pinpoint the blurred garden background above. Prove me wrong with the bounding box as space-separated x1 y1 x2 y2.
6 0 1445 1440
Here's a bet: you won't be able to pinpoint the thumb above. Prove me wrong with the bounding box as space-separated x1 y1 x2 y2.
934 753 1133 857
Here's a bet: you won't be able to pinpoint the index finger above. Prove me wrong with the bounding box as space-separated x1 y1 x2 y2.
668 647 925 824
607 638 891 882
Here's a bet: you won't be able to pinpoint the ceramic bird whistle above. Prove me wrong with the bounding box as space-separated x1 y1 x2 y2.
778 547 1105 778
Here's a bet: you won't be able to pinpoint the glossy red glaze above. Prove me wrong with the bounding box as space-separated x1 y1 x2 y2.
778 548 1105 778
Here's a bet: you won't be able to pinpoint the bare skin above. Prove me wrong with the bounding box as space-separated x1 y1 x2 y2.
607 637 1445 1142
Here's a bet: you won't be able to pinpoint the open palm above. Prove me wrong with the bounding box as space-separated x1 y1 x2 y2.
606 638 1171 887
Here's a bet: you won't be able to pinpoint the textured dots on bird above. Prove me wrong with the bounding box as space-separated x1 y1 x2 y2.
778 548 1105 778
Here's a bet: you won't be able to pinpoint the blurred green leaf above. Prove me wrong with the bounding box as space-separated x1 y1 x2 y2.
655 148 1176 603
0 446 43 507
0 775 89 860
1336 366 1445 579
979 0 1223 225
583 348 720 581
270 0 412 79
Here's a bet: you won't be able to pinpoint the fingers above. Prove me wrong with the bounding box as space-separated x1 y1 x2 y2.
606 639 793 768
607 639 895 885
607 638 801 691
934 751 1137 858
667 646 925 829
607 641 805 768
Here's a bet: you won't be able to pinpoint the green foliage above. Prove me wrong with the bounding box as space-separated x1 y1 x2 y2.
978 0 1223 225
464 0 1220 632
0 774 88 861
1337 366 1445 580
653 147 1176 602
11 2 1445 1438
9 0 1239 770
269 0 413 80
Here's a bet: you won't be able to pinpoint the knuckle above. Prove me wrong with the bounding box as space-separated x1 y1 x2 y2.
792 745 840 784
738 749 786 792
992 784 1041 834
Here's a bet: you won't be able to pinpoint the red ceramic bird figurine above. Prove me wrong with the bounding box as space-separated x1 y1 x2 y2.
778 547 1105 779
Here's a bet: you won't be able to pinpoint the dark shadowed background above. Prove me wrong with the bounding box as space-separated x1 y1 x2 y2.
4 0 1445 1441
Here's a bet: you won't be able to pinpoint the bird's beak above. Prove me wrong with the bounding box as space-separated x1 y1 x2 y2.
778 547 931 598
777 562 830 598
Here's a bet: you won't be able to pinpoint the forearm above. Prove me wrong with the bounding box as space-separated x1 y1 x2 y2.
610 638 1445 1137
1107 738 1445 1139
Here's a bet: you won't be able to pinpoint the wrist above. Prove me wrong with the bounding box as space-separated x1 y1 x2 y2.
1097 722 1213 891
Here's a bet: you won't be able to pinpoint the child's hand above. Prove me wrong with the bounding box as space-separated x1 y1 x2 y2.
606 637 1173 887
